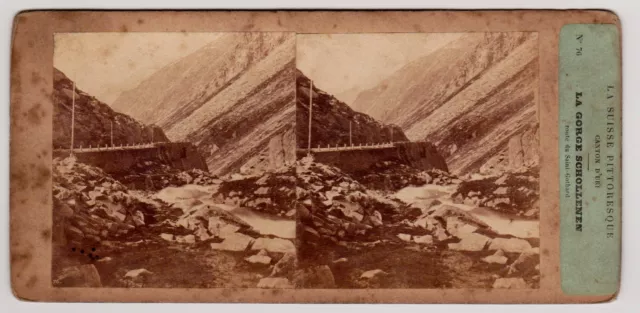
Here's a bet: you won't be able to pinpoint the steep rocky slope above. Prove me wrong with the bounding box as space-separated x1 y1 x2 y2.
350 33 539 175
53 68 168 149
296 70 407 149
111 33 296 175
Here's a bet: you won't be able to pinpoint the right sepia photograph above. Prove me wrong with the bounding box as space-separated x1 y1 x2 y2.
295 33 540 289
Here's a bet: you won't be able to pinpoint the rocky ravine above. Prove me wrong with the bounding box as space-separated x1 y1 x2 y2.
296 156 540 289
52 152 539 289
53 68 168 150
350 32 539 175
52 157 299 288
111 33 297 176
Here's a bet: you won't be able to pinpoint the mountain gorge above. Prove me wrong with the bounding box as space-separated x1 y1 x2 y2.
111 33 296 175
296 70 407 150
350 33 539 175
53 68 168 150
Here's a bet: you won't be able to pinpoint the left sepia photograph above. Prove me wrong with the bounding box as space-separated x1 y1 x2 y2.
51 32 297 288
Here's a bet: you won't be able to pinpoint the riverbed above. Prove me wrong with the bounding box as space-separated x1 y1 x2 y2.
394 184 539 238
154 184 296 239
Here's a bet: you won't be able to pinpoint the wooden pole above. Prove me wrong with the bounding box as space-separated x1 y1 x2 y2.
349 120 352 146
70 82 75 154
307 81 313 155
110 120 114 147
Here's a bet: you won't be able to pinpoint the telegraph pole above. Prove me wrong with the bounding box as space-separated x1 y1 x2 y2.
307 81 313 155
110 120 114 147
349 120 352 146
70 82 76 155
390 126 393 143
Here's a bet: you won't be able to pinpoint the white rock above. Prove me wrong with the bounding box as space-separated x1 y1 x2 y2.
482 249 509 264
397 233 412 242
176 234 196 244
492 277 528 289
369 210 383 226
488 238 533 253
132 210 145 226
325 190 340 201
448 233 490 251
333 258 348 264
446 216 478 237
255 175 269 186
208 216 240 239
251 238 295 254
254 187 269 195
413 235 433 244
160 233 174 241
360 269 388 279
245 254 272 265
257 277 293 289
210 233 254 251
493 187 508 195
494 175 508 185
124 268 153 279
433 227 449 241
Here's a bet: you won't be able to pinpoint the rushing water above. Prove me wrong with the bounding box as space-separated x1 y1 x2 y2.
395 184 539 238
155 184 296 239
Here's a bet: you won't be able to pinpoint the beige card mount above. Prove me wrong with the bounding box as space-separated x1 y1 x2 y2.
10 10 621 303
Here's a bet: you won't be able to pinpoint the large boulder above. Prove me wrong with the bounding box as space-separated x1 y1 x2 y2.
271 253 296 277
360 269 388 280
445 216 478 237
257 277 293 289
292 265 336 288
251 238 295 254
413 235 433 245
493 277 528 289
53 264 102 287
208 216 241 239
209 233 254 252
447 233 490 252
482 249 508 265
488 238 533 253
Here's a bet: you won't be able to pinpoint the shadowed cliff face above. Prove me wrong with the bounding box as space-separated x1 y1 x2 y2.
53 68 169 149
296 70 408 150
111 33 296 175
350 33 539 175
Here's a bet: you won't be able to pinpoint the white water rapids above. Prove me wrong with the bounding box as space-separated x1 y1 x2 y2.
394 184 539 238
154 184 296 239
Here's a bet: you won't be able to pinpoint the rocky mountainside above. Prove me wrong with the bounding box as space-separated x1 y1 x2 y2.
350 33 539 175
111 33 296 176
53 68 169 149
296 70 408 149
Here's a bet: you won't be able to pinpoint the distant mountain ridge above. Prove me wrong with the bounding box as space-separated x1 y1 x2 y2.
111 33 296 175
350 33 539 175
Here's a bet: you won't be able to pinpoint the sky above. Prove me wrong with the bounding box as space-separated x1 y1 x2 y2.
54 32 222 104
296 33 463 104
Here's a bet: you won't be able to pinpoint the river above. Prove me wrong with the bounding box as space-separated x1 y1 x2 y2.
154 184 296 239
394 184 539 238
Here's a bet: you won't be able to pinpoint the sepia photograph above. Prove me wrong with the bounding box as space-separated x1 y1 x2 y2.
49 30 540 290
51 32 298 288
295 33 541 289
